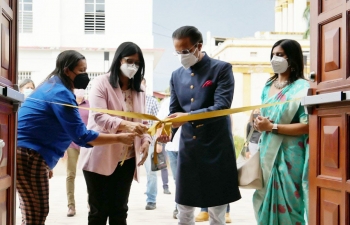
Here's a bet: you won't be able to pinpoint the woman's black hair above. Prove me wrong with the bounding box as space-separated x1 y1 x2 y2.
108 42 145 92
267 39 305 84
43 50 85 90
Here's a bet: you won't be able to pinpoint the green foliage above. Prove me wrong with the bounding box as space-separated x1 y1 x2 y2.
234 135 245 158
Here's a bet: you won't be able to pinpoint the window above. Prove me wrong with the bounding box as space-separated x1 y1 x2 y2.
85 0 105 34
303 51 310 65
19 0 33 33
18 71 32 83
85 72 104 97
250 52 257 57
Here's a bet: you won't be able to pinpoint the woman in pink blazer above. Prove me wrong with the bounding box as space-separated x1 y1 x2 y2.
79 42 151 225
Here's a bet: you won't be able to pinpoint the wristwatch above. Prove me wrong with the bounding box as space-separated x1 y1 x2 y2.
272 123 278 134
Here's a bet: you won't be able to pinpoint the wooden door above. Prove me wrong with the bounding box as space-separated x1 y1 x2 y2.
308 0 350 224
0 0 18 225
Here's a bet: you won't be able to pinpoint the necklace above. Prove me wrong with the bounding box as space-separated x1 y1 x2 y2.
273 80 289 89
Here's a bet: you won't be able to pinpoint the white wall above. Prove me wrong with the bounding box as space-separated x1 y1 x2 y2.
106 0 153 48
250 73 270 106
216 46 264 62
232 73 243 108
19 0 61 47
18 0 158 95
19 0 153 49
18 50 60 86
231 73 248 137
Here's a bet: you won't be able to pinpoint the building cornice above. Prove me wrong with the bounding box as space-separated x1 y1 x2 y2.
211 42 310 58
230 61 271 65
275 6 282 12
230 64 274 74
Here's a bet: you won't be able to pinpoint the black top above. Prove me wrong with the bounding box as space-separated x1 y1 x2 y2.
246 122 261 144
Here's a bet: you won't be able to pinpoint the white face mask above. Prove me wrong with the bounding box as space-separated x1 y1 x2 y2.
120 63 138 79
270 55 289 74
178 48 199 69
23 88 33 98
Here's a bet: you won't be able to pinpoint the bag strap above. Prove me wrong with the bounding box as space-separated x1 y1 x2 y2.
237 124 255 157
245 124 255 145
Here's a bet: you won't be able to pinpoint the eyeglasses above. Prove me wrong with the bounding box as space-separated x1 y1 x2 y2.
173 43 198 55
123 58 140 68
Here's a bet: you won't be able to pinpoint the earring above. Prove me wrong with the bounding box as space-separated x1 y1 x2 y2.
291 67 295 72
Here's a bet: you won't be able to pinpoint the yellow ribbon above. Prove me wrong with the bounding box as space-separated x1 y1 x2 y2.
28 97 301 166
57 97 301 136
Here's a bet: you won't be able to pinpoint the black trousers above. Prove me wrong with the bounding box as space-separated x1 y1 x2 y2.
83 157 135 225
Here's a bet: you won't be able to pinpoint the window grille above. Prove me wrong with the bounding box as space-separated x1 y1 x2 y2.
18 71 32 83
85 72 104 98
85 0 105 34
19 0 33 33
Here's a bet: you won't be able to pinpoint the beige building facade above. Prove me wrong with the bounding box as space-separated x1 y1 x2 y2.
203 0 310 137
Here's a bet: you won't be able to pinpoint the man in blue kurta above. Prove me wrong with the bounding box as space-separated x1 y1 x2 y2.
168 26 241 225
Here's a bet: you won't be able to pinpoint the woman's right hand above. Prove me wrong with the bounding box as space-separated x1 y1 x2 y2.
120 121 148 135
116 133 138 146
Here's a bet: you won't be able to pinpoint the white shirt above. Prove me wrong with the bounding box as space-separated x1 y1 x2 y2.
156 97 181 152
156 97 170 120
169 126 181 152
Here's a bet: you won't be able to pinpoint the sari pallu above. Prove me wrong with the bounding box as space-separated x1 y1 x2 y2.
253 79 310 225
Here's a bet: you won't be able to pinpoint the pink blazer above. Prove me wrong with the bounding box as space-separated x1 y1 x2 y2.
79 74 151 181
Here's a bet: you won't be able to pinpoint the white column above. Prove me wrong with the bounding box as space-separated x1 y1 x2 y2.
293 0 307 32
250 73 270 106
282 1 288 32
287 0 294 32
231 72 243 109
275 5 282 32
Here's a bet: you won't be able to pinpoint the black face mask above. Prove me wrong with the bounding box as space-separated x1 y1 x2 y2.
73 73 90 89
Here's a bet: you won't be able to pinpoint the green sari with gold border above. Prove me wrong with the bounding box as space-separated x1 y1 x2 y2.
253 79 310 225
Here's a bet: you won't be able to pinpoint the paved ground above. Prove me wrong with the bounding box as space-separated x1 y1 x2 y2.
15 161 257 225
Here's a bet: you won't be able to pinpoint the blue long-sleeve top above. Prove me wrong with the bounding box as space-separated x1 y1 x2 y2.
17 76 98 169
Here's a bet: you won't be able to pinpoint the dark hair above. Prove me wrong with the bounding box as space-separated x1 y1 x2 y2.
267 39 305 84
172 26 203 45
19 78 35 89
43 50 85 90
108 42 145 92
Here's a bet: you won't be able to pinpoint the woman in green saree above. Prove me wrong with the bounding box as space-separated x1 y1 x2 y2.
253 39 309 225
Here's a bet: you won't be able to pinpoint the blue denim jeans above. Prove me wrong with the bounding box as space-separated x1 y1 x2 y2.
144 146 170 203
201 204 230 213
166 150 178 209
166 150 178 182
161 150 169 189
